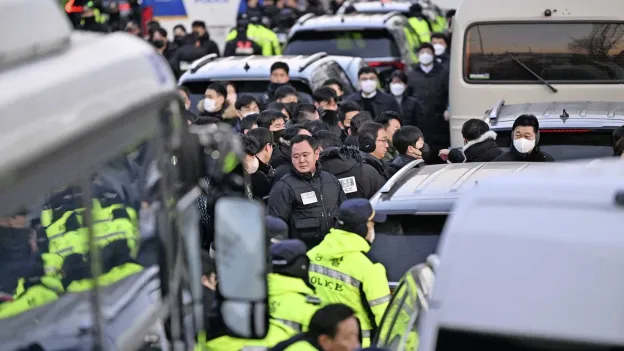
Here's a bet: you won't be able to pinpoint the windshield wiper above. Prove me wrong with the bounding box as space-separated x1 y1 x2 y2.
506 52 558 93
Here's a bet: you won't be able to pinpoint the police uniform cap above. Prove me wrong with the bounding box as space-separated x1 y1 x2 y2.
270 239 307 267
266 216 288 241
336 199 386 228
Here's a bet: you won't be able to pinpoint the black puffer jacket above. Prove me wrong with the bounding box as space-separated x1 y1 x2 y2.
320 146 386 199
448 131 504 163
361 152 390 180
388 154 419 176
270 144 291 187
493 143 555 162
267 163 346 249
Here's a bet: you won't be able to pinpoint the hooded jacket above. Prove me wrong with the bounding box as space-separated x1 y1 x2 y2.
267 163 346 249
320 146 386 199
448 131 504 163
360 152 390 180
270 143 292 187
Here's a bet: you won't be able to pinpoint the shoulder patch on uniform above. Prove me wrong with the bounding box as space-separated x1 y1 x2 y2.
305 295 322 305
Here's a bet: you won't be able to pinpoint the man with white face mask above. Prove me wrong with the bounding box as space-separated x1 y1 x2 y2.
344 67 401 120
407 42 451 153
431 32 450 68
493 114 555 162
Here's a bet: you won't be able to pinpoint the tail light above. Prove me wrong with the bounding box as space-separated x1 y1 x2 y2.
368 61 406 71
65 0 83 13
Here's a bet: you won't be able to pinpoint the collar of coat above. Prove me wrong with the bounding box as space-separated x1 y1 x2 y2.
463 131 497 152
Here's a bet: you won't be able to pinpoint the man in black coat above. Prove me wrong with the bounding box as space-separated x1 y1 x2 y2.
267 135 346 249
440 119 503 163
388 126 430 176
408 43 450 151
345 67 401 120
493 115 555 162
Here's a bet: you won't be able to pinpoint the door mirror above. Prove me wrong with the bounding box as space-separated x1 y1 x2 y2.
214 197 268 339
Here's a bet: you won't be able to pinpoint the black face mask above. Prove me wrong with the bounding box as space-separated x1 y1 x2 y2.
152 40 165 49
336 95 343 103
174 35 187 45
420 143 431 160
268 82 286 93
272 129 285 142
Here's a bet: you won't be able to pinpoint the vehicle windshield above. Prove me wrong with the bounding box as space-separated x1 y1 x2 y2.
496 128 615 160
0 107 171 348
371 214 447 282
285 29 401 58
465 22 624 82
182 80 313 112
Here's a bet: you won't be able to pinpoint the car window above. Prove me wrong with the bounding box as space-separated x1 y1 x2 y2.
465 22 624 82
496 128 615 160
285 29 401 58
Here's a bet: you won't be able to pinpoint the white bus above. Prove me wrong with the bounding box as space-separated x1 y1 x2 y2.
448 0 624 147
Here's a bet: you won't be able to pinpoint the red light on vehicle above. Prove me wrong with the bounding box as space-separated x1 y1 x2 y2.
368 61 406 71
540 129 591 133
119 3 131 11
65 0 83 13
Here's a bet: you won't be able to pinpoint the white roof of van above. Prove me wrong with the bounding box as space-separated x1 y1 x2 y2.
420 158 624 347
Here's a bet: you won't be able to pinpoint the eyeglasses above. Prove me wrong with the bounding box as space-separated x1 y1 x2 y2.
376 139 389 144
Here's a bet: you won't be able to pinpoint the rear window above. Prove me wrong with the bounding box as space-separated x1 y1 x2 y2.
465 22 624 82
285 29 401 58
496 128 615 160
436 329 624 351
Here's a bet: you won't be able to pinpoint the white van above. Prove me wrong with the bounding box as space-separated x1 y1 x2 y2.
417 158 624 350
448 0 624 147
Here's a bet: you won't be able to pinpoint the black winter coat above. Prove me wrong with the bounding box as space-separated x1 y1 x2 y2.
344 90 402 119
396 95 426 129
388 154 419 176
320 146 386 199
269 144 291 187
493 143 555 162
267 164 346 249
447 131 504 163
361 152 390 180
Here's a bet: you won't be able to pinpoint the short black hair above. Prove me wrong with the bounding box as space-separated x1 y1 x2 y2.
431 32 448 44
241 113 259 133
283 124 310 143
614 138 624 156
207 82 227 99
313 130 342 149
274 85 298 101
290 134 319 151
461 119 490 141
191 20 206 29
303 119 330 134
613 125 624 147
242 134 260 155
257 110 286 129
178 86 190 98
247 127 274 149
375 111 402 128
173 24 187 33
307 304 355 339
267 101 292 120
313 87 337 104
235 94 258 110
155 27 168 38
393 126 424 154
323 78 343 91
357 66 378 78
270 61 290 75
338 100 360 123
350 112 374 135
512 114 539 133
194 116 222 125
446 9 456 18
357 122 384 147
418 42 435 53
389 69 408 84
292 103 318 123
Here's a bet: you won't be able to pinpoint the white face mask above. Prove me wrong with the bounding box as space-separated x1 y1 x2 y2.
389 83 406 97
203 98 218 113
433 43 446 56
513 138 536 154
419 52 434 65
360 79 377 94
246 157 259 174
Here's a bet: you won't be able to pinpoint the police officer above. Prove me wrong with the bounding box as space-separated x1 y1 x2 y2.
225 13 281 56
307 199 391 347
407 3 432 44
267 135 346 249
224 13 263 57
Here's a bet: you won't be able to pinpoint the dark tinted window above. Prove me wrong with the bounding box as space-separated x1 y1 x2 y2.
436 329 624 351
496 128 614 160
285 30 401 58
465 23 624 82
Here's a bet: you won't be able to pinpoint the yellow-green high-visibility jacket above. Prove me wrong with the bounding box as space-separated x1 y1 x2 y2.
200 319 292 351
306 229 391 347
268 273 321 336
408 17 431 44
431 15 447 33
0 276 62 319
226 24 282 56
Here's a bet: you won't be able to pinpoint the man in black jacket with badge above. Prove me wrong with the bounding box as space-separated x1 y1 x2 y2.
267 135 346 249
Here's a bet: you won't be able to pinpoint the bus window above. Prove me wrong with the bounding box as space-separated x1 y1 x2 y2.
464 22 624 83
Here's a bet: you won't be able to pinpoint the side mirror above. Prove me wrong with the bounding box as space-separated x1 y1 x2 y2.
214 197 268 339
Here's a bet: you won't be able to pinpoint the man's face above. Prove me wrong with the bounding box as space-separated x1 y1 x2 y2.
431 37 447 48
291 141 319 174
174 27 186 37
278 94 298 104
152 31 166 42
319 317 361 351
513 126 536 141
179 90 191 110
343 111 359 129
303 111 320 121
205 89 225 110
419 48 434 57
327 84 343 98
386 119 401 142
192 25 206 36
270 68 289 84
269 117 285 131
372 128 389 159
319 99 337 111
238 102 259 118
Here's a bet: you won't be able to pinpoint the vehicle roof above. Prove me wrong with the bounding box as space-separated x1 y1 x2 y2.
420 158 624 348
291 13 402 31
487 101 624 130
179 54 338 82
351 1 411 13
455 0 624 23
0 30 177 216
370 161 543 214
